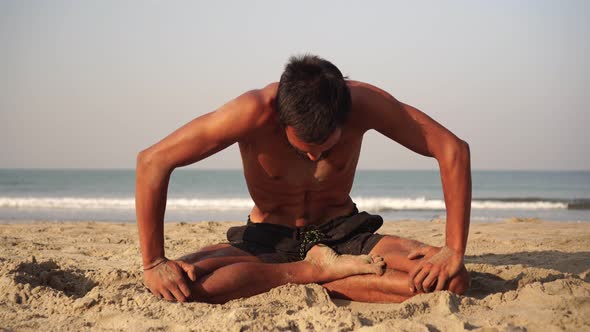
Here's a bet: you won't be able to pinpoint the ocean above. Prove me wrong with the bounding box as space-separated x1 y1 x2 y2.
0 169 589 223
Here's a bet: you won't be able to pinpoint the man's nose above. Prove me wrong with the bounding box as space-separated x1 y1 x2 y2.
307 152 322 161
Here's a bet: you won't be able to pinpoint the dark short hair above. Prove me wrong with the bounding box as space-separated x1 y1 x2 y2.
276 54 352 144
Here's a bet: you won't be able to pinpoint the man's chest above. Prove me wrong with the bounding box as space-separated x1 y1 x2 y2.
239 134 363 189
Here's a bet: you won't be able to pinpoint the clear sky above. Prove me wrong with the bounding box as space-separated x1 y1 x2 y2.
1 1 588 170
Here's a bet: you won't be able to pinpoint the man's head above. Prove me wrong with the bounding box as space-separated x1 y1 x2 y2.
276 54 351 160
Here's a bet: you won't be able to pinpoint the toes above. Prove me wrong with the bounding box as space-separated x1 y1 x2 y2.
360 254 385 265
369 254 384 262
376 261 386 275
362 258 386 275
355 254 373 264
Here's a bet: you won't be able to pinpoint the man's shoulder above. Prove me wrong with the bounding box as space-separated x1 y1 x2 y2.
242 82 278 104
347 80 394 105
346 80 398 131
224 83 279 141
229 83 278 120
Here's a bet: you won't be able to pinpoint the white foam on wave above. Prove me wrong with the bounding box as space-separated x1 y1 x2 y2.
0 196 569 211
0 197 254 211
354 197 568 211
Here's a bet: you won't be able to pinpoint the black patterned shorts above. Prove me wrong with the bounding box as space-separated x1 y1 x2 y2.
226 207 384 263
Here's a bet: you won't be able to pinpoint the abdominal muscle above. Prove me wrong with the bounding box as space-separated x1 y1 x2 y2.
248 190 356 227
239 132 362 228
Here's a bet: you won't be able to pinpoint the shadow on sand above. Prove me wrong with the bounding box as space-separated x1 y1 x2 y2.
332 251 589 306
465 250 590 299
11 260 97 298
465 250 590 274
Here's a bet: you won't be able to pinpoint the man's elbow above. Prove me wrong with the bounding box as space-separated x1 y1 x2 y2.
440 139 470 168
136 149 152 170
136 148 169 175
458 140 470 161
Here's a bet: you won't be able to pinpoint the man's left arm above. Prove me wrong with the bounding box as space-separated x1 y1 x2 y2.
353 81 471 292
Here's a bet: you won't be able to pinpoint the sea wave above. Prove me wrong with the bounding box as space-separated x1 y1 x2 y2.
355 197 570 211
0 197 252 210
0 196 583 211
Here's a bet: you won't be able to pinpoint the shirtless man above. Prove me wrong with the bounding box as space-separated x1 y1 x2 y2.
136 55 471 304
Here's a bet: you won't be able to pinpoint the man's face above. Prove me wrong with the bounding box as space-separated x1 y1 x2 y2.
285 126 342 161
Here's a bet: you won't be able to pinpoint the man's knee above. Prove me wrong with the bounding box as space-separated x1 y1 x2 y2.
177 243 232 263
371 235 425 257
447 265 470 295
176 243 260 277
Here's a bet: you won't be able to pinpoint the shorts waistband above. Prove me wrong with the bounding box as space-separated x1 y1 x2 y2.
246 205 359 241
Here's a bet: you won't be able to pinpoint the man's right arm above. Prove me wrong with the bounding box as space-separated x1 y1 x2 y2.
135 90 267 302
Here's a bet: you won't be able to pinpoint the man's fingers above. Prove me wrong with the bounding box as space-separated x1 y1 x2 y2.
168 284 187 302
178 279 192 299
179 261 198 282
160 289 176 302
408 264 423 291
422 268 439 293
148 287 158 296
413 266 431 293
435 271 449 291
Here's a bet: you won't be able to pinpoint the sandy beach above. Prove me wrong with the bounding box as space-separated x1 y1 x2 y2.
0 219 589 331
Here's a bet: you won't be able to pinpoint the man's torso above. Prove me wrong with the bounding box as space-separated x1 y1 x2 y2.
239 82 370 227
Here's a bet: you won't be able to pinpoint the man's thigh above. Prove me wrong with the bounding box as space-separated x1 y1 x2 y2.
368 235 427 273
177 243 263 276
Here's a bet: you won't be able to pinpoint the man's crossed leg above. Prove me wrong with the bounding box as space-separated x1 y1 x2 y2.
164 234 470 304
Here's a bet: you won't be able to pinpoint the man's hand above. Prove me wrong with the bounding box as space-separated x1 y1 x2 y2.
407 245 463 293
143 258 197 302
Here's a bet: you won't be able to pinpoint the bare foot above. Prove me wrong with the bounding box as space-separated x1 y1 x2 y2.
305 244 385 282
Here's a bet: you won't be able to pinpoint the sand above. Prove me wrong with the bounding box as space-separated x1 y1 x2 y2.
0 219 589 332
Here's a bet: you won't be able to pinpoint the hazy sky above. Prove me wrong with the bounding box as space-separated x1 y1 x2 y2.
1 1 588 170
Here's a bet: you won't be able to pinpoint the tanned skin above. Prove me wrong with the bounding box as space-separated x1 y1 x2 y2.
136 80 471 303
